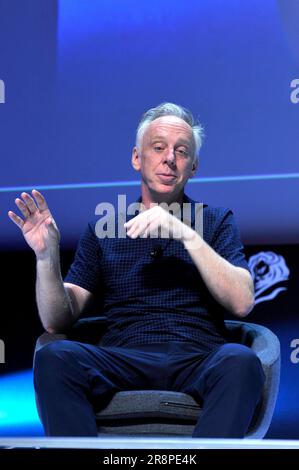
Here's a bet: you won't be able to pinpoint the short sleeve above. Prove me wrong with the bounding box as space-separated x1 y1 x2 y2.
210 209 250 272
64 221 102 293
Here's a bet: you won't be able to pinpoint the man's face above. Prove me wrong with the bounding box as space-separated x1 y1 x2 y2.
132 116 198 203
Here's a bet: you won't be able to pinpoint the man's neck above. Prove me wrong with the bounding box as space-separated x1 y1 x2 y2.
141 187 184 209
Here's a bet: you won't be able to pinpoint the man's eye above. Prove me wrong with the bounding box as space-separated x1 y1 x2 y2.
175 148 189 158
154 146 164 152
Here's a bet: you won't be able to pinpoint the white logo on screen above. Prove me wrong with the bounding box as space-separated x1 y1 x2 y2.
248 251 289 304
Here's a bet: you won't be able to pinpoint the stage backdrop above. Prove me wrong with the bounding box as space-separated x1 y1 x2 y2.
0 0 298 438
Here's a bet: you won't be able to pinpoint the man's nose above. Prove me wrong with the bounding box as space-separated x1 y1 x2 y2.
164 148 176 165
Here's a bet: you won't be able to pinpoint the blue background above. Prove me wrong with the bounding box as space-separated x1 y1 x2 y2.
0 0 298 438
0 0 298 247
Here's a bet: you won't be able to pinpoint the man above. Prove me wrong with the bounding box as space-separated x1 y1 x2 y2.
8 102 264 437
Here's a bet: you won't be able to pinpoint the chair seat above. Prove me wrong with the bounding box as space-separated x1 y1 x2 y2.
96 390 202 421
95 390 202 436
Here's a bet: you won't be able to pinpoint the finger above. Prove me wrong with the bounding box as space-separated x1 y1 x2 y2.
15 198 31 219
125 214 142 236
8 210 24 229
124 205 155 229
20 192 38 213
126 222 141 238
145 211 161 230
132 211 153 234
125 208 158 237
31 189 49 212
140 228 149 238
146 215 161 237
127 218 149 238
128 214 154 238
124 205 152 228
124 215 138 229
142 213 161 237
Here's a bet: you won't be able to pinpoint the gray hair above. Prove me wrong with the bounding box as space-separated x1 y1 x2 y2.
136 102 204 159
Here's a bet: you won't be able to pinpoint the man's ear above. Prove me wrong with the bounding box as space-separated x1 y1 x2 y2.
131 147 141 172
190 157 199 178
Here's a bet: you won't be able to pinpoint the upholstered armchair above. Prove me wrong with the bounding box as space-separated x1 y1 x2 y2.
34 317 280 439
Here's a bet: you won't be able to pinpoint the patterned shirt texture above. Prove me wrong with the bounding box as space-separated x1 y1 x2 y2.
64 194 250 353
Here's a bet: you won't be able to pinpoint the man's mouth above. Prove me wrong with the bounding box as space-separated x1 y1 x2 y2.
156 173 177 183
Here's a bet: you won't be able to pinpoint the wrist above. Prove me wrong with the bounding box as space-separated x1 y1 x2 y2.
35 244 60 262
182 226 204 250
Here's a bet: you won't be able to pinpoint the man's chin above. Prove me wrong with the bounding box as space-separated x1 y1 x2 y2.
153 184 177 194
150 184 182 201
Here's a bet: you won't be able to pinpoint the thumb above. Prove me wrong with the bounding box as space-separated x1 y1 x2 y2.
45 217 54 227
46 217 58 232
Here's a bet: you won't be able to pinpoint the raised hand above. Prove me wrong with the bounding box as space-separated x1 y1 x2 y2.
8 190 60 257
124 205 192 241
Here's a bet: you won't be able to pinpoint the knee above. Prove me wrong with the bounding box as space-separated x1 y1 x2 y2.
220 344 265 387
34 340 77 379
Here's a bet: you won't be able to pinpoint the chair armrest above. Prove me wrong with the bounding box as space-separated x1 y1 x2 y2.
35 316 108 353
225 320 281 438
225 320 280 367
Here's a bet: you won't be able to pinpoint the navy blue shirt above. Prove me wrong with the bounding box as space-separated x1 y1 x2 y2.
64 195 250 353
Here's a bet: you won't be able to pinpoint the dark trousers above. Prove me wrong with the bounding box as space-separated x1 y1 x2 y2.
34 340 265 437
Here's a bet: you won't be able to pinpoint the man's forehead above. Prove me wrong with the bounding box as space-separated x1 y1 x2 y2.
146 115 192 138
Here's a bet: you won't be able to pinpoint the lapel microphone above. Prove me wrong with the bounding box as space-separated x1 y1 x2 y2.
150 244 163 259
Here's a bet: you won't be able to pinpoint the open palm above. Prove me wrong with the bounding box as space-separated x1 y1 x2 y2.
8 190 60 256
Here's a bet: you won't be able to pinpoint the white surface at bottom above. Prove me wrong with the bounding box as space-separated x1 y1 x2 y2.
0 437 299 449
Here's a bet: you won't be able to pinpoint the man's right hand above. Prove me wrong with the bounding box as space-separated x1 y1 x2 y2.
8 189 60 258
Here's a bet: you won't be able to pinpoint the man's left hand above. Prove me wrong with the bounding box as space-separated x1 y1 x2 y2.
124 205 192 240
